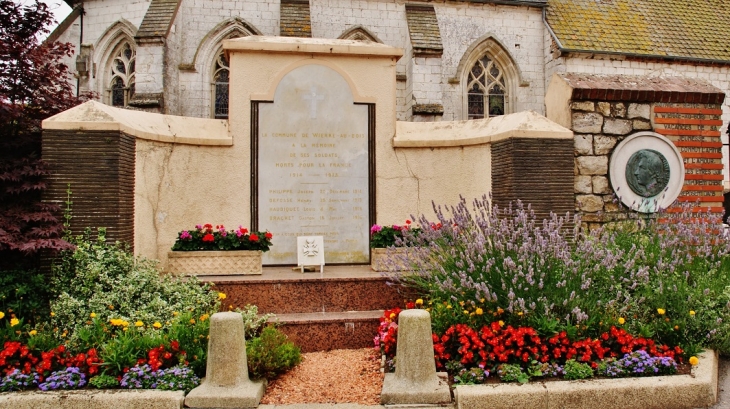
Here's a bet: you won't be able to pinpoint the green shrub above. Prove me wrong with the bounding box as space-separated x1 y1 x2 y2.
563 359 593 380
246 326 302 379
49 229 219 345
0 268 52 324
497 363 528 383
89 374 119 389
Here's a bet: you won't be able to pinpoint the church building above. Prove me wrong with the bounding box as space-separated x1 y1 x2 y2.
47 0 730 211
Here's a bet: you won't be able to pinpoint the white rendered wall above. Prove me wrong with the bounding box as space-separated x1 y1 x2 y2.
437 3 545 121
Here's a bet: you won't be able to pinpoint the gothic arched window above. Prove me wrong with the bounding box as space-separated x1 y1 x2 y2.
108 42 135 107
466 55 505 119
212 51 229 119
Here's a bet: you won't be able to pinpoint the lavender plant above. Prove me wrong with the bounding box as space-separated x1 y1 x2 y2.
0 369 39 391
386 196 730 355
38 367 86 390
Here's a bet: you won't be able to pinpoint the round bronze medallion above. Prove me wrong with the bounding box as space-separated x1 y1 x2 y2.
625 149 670 198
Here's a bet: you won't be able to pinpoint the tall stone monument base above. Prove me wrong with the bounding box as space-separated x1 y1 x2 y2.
184 312 265 408
380 309 451 405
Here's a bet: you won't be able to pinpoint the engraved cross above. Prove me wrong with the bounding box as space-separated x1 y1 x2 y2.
302 87 324 119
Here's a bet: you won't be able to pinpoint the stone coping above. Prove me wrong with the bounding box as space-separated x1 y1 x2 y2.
454 350 718 409
41 101 231 146
0 389 184 409
393 110 572 148
224 36 403 58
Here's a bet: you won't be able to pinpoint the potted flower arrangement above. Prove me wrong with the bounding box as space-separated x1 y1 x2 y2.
167 224 273 276
370 220 425 271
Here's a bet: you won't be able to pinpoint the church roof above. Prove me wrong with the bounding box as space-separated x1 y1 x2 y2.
546 0 730 63
136 0 181 39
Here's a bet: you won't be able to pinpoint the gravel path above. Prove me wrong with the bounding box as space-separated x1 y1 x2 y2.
261 348 384 405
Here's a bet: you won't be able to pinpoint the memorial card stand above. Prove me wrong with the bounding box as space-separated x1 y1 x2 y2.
297 236 325 275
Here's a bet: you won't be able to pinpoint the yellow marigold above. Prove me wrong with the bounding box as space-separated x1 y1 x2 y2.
0 312 5 319
123 327 128 332
657 308 666 315
218 292 226 300
200 314 210 321
415 299 423 306
122 321 129 327
173 311 179 316
90 312 96 318
446 304 452 309
463 310 469 315
29 330 37 336
618 317 625 325
497 308 504 315
108 305 114 310
459 301 465 307
49 312 53 317
476 308 483 315
480 298 485 303
689 310 696 316
10 318 19 327
498 320 505 327
517 311 524 316
190 318 196 324
389 313 395 319
689 356 699 366
674 325 679 330
110 319 122 326
153 322 162 329
135 321 144 327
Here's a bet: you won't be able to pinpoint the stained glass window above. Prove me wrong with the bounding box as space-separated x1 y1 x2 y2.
467 55 505 119
212 51 230 119
108 42 135 107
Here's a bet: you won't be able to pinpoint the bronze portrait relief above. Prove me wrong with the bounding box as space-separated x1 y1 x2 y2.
625 149 670 198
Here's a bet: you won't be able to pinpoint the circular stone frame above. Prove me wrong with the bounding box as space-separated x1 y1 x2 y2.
609 131 685 213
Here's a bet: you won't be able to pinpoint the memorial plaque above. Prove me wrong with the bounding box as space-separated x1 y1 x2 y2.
255 64 371 265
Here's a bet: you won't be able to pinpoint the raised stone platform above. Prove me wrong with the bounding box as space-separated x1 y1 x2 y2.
203 265 410 352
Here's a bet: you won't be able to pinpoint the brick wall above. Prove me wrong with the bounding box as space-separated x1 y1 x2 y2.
559 74 726 228
42 130 136 248
492 138 574 225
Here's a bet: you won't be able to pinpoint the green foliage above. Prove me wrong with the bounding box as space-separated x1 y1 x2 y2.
49 228 219 345
246 326 302 380
89 374 119 389
563 359 593 380
0 268 52 324
497 363 529 383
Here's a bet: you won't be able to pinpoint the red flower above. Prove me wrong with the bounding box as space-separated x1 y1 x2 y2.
249 234 259 242
265 232 273 239
202 233 215 242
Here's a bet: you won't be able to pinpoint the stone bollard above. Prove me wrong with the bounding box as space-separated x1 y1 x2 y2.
185 311 265 408
380 309 451 404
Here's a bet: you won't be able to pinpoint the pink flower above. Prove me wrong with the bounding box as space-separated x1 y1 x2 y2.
236 230 243 238
195 224 202 230
180 231 191 240
370 224 382 234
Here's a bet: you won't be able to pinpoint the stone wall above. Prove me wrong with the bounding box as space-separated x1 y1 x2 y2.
547 73 726 229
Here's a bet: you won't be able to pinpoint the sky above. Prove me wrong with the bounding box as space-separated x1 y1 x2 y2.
15 0 72 33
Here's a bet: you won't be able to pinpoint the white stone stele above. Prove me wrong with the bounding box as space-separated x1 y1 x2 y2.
380 309 451 405
609 131 685 213
184 312 265 408
297 235 325 273
258 64 370 266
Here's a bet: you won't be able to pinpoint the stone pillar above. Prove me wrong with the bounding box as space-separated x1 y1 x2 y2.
380 309 451 404
184 312 265 408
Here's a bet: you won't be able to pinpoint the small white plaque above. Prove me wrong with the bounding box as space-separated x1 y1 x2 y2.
297 236 325 273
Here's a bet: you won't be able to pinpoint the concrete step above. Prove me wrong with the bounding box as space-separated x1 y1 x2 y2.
271 310 383 352
204 265 410 315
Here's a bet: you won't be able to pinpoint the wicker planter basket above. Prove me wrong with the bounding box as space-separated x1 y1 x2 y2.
167 250 263 276
371 247 424 272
